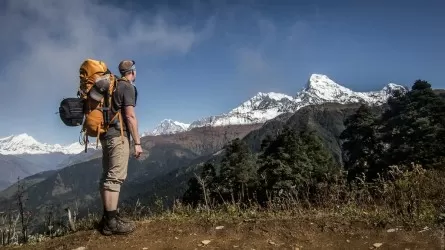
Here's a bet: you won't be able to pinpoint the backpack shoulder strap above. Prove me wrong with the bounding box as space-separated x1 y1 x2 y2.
110 76 126 143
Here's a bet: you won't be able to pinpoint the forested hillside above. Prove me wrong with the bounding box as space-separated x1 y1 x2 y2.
181 79 445 227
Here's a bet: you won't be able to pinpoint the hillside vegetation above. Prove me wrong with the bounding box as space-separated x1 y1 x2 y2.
0 79 444 248
182 79 445 225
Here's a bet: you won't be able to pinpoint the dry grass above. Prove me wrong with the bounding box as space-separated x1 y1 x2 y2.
2 164 444 247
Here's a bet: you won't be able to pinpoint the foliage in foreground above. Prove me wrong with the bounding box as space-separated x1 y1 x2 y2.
4 161 444 247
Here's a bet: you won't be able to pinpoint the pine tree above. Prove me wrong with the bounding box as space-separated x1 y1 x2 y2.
200 162 218 203
182 162 218 206
182 176 203 206
258 126 337 199
257 127 300 192
218 138 258 202
340 104 383 181
380 80 445 169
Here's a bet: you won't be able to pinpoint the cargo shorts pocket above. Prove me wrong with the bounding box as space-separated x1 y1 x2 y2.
101 136 130 192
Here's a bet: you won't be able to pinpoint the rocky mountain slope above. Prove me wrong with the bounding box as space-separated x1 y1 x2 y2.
0 155 48 190
146 74 407 134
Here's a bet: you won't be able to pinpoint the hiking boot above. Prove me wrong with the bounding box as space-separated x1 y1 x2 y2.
98 210 132 228
97 215 105 229
116 211 132 223
102 216 135 236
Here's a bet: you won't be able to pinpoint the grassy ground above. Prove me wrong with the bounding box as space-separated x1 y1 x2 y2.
2 165 445 249
3 206 444 250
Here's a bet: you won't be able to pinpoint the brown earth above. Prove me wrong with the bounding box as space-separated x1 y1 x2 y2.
7 217 443 250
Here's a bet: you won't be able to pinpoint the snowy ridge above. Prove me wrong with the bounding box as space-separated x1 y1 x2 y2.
188 92 295 128
142 119 190 136
293 74 407 107
0 133 98 155
145 73 408 136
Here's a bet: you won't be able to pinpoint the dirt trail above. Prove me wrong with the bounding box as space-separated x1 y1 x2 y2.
7 218 443 250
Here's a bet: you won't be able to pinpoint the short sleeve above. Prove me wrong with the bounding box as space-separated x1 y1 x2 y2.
121 82 136 107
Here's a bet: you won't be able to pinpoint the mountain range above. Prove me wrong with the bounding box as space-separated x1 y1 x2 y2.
143 74 407 135
0 134 100 190
0 133 98 155
0 74 407 191
2 74 406 151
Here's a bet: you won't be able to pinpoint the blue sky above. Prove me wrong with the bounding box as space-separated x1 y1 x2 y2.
0 0 444 145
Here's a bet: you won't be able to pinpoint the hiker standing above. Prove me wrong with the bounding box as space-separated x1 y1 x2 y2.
99 59 143 235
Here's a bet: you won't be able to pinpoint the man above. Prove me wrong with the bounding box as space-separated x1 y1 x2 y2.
98 59 143 236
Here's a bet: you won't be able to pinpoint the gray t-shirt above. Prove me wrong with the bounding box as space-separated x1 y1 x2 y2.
100 78 137 140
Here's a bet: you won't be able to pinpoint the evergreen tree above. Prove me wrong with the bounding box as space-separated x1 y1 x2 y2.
340 104 383 181
258 126 337 199
182 162 218 206
380 80 445 169
200 162 218 203
218 138 258 202
258 127 301 192
182 177 202 206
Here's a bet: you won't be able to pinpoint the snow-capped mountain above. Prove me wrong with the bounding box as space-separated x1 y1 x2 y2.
189 73 407 129
0 133 101 191
142 119 190 136
189 92 295 128
291 74 407 109
151 73 407 134
0 133 98 155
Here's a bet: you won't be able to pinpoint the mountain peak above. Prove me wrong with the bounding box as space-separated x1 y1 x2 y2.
0 133 39 145
308 73 332 84
0 133 98 155
306 73 350 92
383 82 408 93
142 119 191 136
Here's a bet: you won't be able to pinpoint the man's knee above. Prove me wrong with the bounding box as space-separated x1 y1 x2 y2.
100 180 124 192
101 181 122 192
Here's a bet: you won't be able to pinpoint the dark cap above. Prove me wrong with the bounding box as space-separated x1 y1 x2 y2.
89 75 111 101
118 60 135 74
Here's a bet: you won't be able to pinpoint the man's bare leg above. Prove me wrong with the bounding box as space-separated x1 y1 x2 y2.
103 189 119 211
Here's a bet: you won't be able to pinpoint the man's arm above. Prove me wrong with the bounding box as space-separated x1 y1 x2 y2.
124 105 140 144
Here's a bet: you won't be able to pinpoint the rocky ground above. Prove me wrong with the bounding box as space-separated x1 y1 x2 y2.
5 216 443 250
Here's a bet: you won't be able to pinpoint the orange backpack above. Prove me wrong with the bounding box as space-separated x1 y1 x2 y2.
78 59 124 151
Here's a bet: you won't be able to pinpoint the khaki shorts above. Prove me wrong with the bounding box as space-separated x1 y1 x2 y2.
100 136 130 192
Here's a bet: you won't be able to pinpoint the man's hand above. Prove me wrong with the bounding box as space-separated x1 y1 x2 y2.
134 144 143 158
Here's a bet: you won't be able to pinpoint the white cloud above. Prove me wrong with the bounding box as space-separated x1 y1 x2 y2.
0 0 213 142
237 47 272 75
233 14 315 96
0 0 212 105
